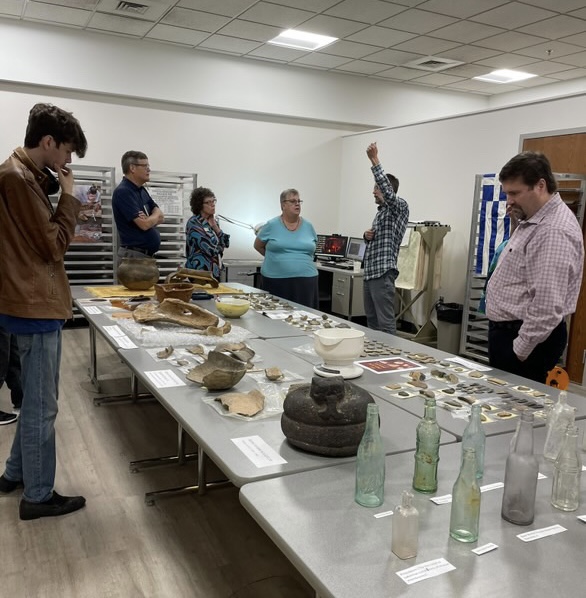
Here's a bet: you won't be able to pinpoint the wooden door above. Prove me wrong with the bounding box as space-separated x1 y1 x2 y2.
522 133 586 383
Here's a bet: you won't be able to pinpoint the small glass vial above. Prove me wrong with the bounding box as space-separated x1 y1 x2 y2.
449 447 481 543
551 424 582 512
392 491 419 559
355 403 385 507
461 403 486 479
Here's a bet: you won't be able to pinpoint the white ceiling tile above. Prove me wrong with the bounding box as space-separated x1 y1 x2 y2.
177 0 257 17
510 60 573 76
334 59 389 74
474 53 539 69
325 0 406 24
0 0 23 17
551 51 586 67
437 44 502 62
471 2 556 29
442 63 494 78
523 0 586 12
346 26 416 47
410 71 465 85
514 40 585 59
320 40 381 59
373 66 426 80
146 24 210 46
293 53 351 68
161 8 230 32
378 9 458 34
514 76 559 88
366 48 423 65
97 0 173 22
216 19 281 42
87 13 153 35
248 44 308 61
267 0 340 11
415 0 508 19
445 79 522 93
198 34 262 54
299 15 370 37
548 67 586 80
570 8 586 20
559 32 586 48
392 35 460 54
473 31 548 52
389 0 427 7
518 15 586 40
238 2 313 28
24 3 91 26
428 20 505 44
41 0 98 7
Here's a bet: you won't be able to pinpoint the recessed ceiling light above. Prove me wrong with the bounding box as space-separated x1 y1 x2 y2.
473 69 537 84
267 29 337 51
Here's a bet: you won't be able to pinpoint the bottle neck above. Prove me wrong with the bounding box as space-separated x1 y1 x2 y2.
513 417 534 455
424 399 437 421
364 404 380 436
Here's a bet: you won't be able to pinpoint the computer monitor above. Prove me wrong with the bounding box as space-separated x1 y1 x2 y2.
346 236 367 262
315 235 348 261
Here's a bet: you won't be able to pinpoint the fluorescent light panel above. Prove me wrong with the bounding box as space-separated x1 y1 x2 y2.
474 69 537 84
268 29 337 51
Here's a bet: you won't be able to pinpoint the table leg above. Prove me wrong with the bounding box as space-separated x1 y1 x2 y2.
130 424 197 473
88 324 101 392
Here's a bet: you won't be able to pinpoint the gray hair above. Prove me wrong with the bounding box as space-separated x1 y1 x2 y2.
280 188 299 203
121 150 148 174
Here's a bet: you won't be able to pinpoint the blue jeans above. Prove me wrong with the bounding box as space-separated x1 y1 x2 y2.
363 270 397 335
4 330 62 503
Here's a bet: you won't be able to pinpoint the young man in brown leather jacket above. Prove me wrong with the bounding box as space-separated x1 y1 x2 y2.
0 103 88 520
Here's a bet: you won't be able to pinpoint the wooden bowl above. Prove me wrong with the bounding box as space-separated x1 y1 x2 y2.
154 282 195 303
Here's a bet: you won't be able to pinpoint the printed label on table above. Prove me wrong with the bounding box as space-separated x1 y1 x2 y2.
430 494 452 505
114 336 137 349
81 305 102 315
517 524 566 542
374 510 394 518
396 558 456 585
445 356 492 371
472 543 498 555
577 515 586 523
538 472 547 480
144 369 185 388
356 357 425 374
480 482 504 492
232 435 287 468
104 325 125 337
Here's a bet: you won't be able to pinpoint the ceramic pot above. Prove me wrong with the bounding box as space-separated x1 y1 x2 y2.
117 257 159 291
281 375 375 457
314 328 365 367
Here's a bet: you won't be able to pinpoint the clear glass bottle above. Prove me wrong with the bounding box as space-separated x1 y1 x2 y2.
392 490 419 559
462 403 485 479
412 397 441 493
501 411 538 525
449 447 481 542
543 390 576 462
355 403 385 507
551 424 582 512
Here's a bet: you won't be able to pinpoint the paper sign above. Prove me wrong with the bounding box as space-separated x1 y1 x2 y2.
144 369 185 388
480 482 504 492
517 524 566 542
114 336 137 349
472 543 498 555
103 325 125 337
577 515 586 523
446 357 492 371
232 435 287 468
81 305 102 315
374 510 394 518
356 357 425 374
396 558 455 585
431 482 502 505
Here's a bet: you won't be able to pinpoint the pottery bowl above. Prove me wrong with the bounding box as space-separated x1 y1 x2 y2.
186 350 247 390
154 282 195 303
314 328 365 367
215 298 250 318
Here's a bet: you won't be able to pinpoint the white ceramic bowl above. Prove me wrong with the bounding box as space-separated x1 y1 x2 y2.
313 328 365 367
215 298 250 318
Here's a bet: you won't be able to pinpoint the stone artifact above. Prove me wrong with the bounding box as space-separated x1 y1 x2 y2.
133 299 228 335
117 257 160 291
281 375 375 457
186 350 247 390
165 267 219 288
216 389 265 417
156 346 174 359
265 367 284 381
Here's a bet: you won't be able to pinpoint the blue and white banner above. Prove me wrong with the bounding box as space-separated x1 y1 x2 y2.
475 174 510 276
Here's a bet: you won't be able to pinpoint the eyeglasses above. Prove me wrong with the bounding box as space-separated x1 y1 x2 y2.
131 162 150 169
203 199 217 205
284 199 303 205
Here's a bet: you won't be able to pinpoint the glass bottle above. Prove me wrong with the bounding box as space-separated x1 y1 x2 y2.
392 490 419 559
461 403 485 479
543 390 575 462
355 403 385 507
501 411 538 525
449 447 481 543
551 424 582 512
412 397 441 493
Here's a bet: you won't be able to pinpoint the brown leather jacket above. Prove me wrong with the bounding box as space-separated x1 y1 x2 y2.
0 148 80 319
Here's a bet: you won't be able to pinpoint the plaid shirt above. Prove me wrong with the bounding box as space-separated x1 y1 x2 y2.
486 193 584 360
363 163 409 281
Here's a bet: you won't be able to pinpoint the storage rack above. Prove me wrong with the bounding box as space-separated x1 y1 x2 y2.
459 172 586 364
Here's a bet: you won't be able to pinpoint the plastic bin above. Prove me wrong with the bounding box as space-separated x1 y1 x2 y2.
436 302 463 355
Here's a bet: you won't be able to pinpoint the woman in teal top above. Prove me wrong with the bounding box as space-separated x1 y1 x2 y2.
254 189 318 308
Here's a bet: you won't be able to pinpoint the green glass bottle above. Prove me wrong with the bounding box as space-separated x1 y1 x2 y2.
412 397 441 493
355 403 385 507
461 403 485 479
449 447 481 542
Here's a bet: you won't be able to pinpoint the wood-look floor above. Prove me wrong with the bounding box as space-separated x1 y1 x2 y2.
0 328 314 598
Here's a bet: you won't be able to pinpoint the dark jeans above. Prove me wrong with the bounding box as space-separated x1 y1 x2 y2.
261 275 319 309
488 319 567 384
0 327 23 409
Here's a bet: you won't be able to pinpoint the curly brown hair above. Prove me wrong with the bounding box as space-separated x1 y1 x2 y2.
190 187 215 215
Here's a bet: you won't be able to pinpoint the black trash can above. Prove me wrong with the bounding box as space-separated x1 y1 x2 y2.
436 302 463 355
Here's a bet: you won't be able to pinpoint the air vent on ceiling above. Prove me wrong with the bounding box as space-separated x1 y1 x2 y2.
404 56 464 72
115 1 149 15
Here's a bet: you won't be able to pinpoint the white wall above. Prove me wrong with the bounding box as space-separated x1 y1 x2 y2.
339 95 586 303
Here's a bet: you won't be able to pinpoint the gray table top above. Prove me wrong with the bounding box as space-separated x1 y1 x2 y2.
117 338 456 487
240 425 586 598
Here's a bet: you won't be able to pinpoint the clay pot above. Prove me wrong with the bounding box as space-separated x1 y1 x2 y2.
154 282 195 303
281 375 375 457
117 257 159 291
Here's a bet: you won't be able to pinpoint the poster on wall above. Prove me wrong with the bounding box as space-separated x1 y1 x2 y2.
148 186 183 217
72 184 103 243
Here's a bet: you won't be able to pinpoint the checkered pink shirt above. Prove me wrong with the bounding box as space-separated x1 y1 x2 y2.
486 193 584 360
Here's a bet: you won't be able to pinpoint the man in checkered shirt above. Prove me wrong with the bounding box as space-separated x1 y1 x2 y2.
486 151 584 383
362 143 409 335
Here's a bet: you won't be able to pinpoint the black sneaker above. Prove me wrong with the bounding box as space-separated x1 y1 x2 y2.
0 474 23 493
19 491 86 521
0 411 17 425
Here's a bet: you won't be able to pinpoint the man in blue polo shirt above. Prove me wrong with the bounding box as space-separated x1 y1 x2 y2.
112 150 164 264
